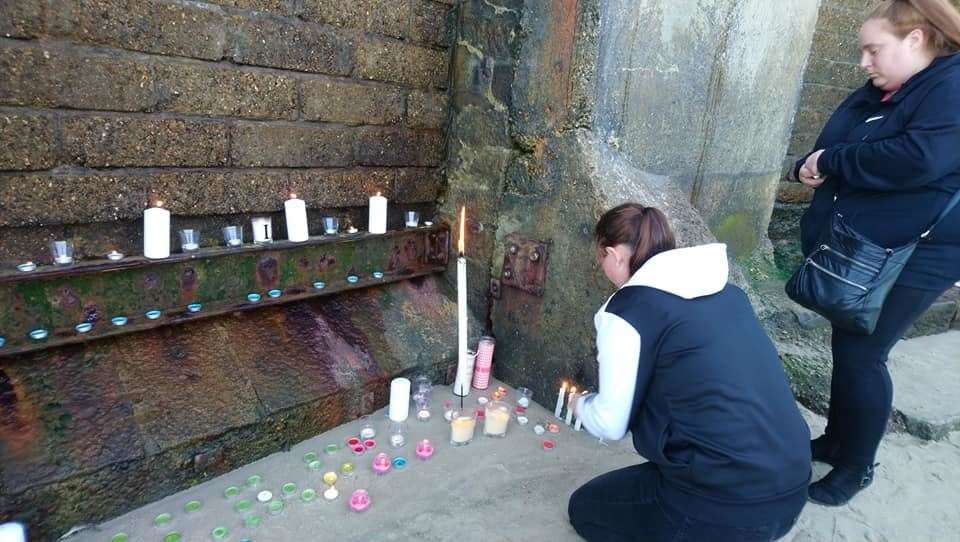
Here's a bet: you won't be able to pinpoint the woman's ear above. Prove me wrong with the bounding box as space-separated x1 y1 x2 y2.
906 27 925 50
605 246 620 265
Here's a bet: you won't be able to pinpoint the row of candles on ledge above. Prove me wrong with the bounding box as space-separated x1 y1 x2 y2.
14 193 429 271
555 381 589 431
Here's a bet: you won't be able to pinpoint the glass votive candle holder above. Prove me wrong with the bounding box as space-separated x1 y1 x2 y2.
179 229 200 252
443 400 454 422
323 216 339 235
449 410 476 446
484 401 511 438
358 415 376 440
412 374 432 402
388 421 407 448
222 225 243 247
404 211 420 228
516 387 533 408
415 401 431 422
49 240 74 265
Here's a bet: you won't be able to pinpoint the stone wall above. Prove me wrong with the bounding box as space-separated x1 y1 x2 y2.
0 0 453 264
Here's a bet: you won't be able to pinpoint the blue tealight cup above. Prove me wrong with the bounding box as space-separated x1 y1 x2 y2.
29 329 49 341
75 322 93 333
145 310 162 320
346 275 359 284
267 289 282 298
313 281 326 290
111 316 128 327
372 271 384 280
247 293 262 303
187 303 202 313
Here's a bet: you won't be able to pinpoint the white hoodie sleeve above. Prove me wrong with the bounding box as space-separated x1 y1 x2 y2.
575 309 642 441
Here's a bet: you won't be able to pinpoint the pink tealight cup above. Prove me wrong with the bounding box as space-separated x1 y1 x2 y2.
415 439 434 460
363 438 376 450
346 436 361 447
349 489 371 512
372 452 391 475
351 444 366 455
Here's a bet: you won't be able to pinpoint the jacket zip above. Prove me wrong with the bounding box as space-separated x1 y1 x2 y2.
819 244 881 274
805 258 870 292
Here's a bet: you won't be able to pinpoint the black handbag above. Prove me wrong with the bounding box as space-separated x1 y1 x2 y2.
786 191 960 334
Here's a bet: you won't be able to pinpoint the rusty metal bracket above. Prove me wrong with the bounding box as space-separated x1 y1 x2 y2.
0 225 450 358
499 234 550 297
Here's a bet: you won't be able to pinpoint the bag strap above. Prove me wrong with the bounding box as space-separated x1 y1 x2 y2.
921 190 960 239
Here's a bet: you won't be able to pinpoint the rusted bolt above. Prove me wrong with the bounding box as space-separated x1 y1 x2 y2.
529 250 540 262
509 245 518 255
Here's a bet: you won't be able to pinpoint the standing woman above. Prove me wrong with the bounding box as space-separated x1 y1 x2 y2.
796 0 960 506
568 204 811 541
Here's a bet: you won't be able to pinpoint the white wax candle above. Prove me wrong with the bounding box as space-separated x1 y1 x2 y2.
284 195 309 242
565 387 577 425
453 256 472 396
484 406 510 437
388 377 410 422
574 391 586 431
323 486 339 501
368 192 387 234
143 202 170 259
251 216 272 243
554 382 567 418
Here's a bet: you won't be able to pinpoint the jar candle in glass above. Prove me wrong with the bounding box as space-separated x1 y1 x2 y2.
483 401 511 438
449 410 476 446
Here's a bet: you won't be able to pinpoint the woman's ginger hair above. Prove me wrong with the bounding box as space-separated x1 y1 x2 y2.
595 203 676 275
869 0 960 55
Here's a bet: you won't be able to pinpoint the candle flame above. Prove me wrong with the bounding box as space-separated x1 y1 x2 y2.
458 206 465 255
290 193 297 199
155 200 164 208
561 381 567 390
376 191 381 197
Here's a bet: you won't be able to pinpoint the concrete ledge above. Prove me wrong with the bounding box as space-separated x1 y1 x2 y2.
889 331 960 441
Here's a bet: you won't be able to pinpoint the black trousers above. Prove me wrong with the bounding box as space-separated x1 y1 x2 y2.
824 283 947 467
568 463 799 542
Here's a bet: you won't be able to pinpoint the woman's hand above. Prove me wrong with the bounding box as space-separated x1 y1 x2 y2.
800 150 826 188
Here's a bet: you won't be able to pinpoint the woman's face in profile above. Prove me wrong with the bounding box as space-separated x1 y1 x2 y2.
858 18 929 92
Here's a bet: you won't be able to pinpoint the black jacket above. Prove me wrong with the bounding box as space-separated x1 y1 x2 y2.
796 53 960 291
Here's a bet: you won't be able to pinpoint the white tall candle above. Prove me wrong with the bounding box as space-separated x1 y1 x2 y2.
574 391 586 431
453 207 472 397
369 192 387 234
388 377 411 422
554 381 567 418
564 387 577 425
284 194 309 242
143 201 170 259
251 216 272 243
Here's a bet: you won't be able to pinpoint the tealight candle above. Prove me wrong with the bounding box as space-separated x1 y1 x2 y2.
106 250 124 261
50 240 75 265
144 201 170 259
322 471 338 486
358 417 376 440
372 452 391 475
415 439 434 460
516 387 532 408
368 192 387 234
443 401 454 422
323 486 339 501
416 407 431 421
16 262 37 272
284 194 309 242
349 489 371 512
554 381 567 418
256 490 272 503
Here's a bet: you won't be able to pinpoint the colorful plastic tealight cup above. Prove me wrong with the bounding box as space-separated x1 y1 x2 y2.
212 527 229 540
372 452 391 475
281 482 297 495
145 309 163 320
111 316 128 326
247 293 261 303
29 329 49 341
372 271 384 279
111 534 129 542
303 451 318 463
349 489 371 512
391 456 407 469
324 443 339 455
323 486 340 501
256 490 272 503
308 459 323 471
547 423 561 433
224 486 240 498
187 303 202 313
300 488 317 502
346 274 360 283
313 281 326 289
163 531 182 542
184 500 202 513
346 436 361 447
268 500 283 515
243 515 261 528
75 322 93 333
153 512 173 527
517 415 529 426
268 289 282 298
246 474 262 488
542 439 557 451
16 262 37 272
323 471 338 486
340 462 355 477
415 439 434 460
0 337 5 348
235 499 252 513
363 438 376 450
351 444 365 455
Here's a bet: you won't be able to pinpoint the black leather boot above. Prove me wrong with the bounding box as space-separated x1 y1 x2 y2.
810 435 841 466
808 463 878 506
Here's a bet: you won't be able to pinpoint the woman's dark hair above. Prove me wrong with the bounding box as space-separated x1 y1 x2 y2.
870 0 960 55
594 203 677 275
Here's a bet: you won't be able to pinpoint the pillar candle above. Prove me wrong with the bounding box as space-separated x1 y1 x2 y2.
574 391 586 431
143 201 170 259
284 194 309 242
251 216 272 243
368 192 387 234
564 387 577 425
388 377 410 422
554 381 567 418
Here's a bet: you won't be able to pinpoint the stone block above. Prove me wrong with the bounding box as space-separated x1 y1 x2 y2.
0 0 45 38
793 105 834 136
355 39 448 89
776 180 814 204
49 0 227 61
394 167 444 203
407 89 448 129
228 13 353 75
809 28 861 65
353 127 444 167
0 173 148 227
788 132 818 157
300 0 409 39
817 4 864 37
798 82 852 114
224 0 291 14
0 43 156 112
805 58 865 89
0 112 56 171
409 0 453 47
300 79 403 125
153 61 297 119
230 121 354 167
63 115 228 167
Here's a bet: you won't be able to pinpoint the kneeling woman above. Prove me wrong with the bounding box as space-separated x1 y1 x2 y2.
568 203 811 541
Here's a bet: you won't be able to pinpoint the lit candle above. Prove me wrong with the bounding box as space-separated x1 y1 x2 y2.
251 216 272 243
564 386 577 425
453 207 472 396
574 390 587 431
143 201 170 259
368 192 388 234
284 193 309 242
554 381 567 418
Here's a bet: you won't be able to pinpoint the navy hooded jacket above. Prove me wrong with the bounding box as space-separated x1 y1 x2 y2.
796 53 960 291
577 244 811 527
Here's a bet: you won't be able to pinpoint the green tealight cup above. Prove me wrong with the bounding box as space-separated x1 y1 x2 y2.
212 526 229 540
224 486 240 498
153 512 173 527
235 499 252 513
268 500 284 515
244 514 262 528
308 459 323 471
111 534 129 542
184 500 202 513
324 443 339 455
301 488 317 502
163 532 182 542
246 474 262 488
281 482 297 495
303 451 318 463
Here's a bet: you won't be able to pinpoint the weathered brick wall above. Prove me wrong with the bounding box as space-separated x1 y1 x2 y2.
0 0 453 264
